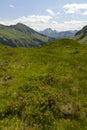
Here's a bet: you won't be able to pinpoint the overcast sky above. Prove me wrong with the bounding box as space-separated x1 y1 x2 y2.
0 0 87 31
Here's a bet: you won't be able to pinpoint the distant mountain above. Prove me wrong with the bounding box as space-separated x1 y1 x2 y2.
0 23 54 47
39 28 58 38
57 30 77 39
74 25 87 44
39 28 77 39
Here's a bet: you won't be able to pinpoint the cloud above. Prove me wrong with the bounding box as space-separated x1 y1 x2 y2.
0 13 87 31
34 20 87 31
14 15 52 24
46 9 60 18
63 20 87 30
82 11 87 15
9 4 15 8
63 3 87 14
0 16 87 31
0 15 52 26
46 9 55 16
64 20 84 24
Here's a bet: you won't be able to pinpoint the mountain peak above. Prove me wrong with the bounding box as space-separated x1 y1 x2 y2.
39 28 77 39
16 22 24 25
9 23 36 34
43 28 58 33
15 23 28 28
0 23 54 47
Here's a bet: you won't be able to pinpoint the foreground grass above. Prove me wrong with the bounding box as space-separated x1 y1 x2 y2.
0 39 87 130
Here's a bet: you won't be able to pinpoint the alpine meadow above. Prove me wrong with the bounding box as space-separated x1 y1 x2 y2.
0 0 87 130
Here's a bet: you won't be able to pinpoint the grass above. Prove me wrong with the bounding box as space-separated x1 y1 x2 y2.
0 39 87 130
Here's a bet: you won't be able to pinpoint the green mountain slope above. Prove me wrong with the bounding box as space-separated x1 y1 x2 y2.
0 39 87 130
74 25 87 44
0 23 54 47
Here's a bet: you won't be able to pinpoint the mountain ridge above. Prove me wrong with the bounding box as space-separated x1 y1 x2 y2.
0 23 54 47
39 28 77 39
74 25 87 44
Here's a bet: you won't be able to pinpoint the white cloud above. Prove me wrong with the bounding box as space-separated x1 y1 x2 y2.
63 20 87 30
64 20 85 24
63 3 87 14
46 9 55 16
46 9 60 18
9 4 14 8
0 15 52 27
82 11 87 15
35 20 87 31
14 15 52 24
0 15 87 31
27 20 87 31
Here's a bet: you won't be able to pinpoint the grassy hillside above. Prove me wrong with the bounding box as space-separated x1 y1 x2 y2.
74 25 87 44
0 39 87 130
0 23 54 47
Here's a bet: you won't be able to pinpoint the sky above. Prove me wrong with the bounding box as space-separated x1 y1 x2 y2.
0 0 87 31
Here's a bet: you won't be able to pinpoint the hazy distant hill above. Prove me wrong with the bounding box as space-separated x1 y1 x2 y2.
39 28 77 39
74 25 87 44
0 23 54 47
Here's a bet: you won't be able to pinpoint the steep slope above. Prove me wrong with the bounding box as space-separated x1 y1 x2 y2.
74 25 87 44
0 23 54 47
39 28 77 39
0 39 87 130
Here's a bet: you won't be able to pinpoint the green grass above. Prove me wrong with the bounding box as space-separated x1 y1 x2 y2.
0 39 87 130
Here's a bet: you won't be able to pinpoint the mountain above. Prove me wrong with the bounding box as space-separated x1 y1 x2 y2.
0 39 87 130
0 23 54 47
39 28 58 38
57 30 77 39
39 28 77 39
74 25 87 44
